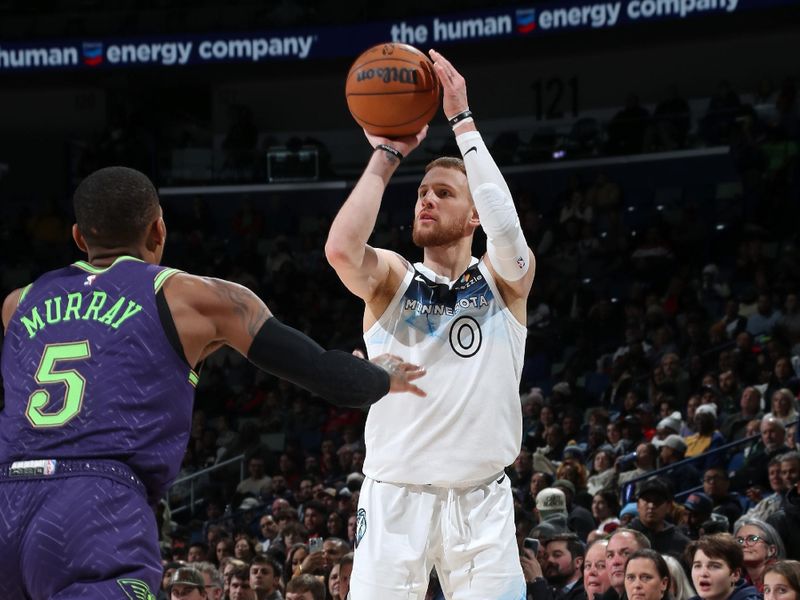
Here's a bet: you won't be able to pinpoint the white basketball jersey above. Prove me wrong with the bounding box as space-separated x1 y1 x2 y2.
362 257 526 486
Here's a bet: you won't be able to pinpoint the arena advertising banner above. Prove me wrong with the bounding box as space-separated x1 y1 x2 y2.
0 0 796 72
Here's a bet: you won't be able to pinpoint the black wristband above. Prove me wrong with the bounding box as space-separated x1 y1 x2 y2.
448 109 473 127
375 144 403 161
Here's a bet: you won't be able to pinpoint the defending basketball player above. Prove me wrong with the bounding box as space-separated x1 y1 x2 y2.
325 49 535 600
0 166 425 600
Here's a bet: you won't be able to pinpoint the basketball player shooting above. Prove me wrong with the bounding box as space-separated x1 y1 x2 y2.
325 49 535 599
0 166 425 600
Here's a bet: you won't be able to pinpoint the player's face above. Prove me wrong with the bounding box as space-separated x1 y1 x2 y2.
412 167 474 248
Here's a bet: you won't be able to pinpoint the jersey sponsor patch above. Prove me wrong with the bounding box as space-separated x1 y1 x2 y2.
9 459 57 476
355 508 367 549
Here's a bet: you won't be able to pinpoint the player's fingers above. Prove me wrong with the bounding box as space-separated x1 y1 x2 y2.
404 367 426 381
406 382 426 397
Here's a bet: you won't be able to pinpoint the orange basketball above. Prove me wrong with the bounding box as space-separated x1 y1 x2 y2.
345 43 441 138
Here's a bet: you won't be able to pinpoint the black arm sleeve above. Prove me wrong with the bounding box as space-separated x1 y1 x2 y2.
246 317 390 408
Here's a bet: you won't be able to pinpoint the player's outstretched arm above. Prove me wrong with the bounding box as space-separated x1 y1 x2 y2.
325 127 427 303
162 273 425 406
430 49 535 303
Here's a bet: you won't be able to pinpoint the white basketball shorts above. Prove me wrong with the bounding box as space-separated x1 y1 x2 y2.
349 473 525 600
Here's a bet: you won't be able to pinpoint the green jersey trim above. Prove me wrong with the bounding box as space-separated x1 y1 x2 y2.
153 268 182 293
72 256 144 274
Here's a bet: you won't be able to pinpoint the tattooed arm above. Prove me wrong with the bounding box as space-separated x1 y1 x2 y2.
161 273 425 405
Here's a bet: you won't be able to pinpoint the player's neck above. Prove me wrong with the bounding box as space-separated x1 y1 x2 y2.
85 247 145 267
422 242 473 281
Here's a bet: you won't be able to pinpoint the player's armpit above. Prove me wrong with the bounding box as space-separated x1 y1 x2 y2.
161 273 270 364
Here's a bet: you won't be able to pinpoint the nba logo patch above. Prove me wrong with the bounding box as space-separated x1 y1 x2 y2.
515 9 537 34
82 42 104 67
355 508 367 549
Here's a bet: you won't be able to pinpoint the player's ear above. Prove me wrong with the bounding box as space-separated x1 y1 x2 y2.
72 224 88 253
145 213 166 252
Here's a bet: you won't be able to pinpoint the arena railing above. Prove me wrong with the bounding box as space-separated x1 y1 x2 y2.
166 453 245 517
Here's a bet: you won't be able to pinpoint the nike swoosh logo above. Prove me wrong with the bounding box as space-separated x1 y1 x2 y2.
464 146 477 156
497 474 506 484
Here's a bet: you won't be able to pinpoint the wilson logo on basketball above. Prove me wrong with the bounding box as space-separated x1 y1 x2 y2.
356 67 419 85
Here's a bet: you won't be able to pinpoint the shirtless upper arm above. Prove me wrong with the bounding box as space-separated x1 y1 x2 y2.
161 273 271 366
2 288 23 332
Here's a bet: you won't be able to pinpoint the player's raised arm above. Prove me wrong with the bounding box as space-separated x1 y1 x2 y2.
162 273 425 406
325 128 427 303
430 49 535 301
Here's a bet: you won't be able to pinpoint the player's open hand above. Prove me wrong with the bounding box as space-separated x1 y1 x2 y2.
370 353 426 397
429 49 469 120
365 125 428 159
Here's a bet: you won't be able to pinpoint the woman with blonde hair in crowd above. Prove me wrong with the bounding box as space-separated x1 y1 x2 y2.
734 517 786 593
664 555 695 600
764 560 800 600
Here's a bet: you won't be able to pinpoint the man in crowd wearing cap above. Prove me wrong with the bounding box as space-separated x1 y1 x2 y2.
600 528 651 600
682 491 714 539
654 433 700 494
553 480 595 542
169 567 208 600
721 387 763 441
653 411 682 444
536 487 571 533
732 415 789 493
703 466 743 526
627 477 689 557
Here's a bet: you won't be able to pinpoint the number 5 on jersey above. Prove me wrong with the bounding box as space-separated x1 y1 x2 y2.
26 341 91 428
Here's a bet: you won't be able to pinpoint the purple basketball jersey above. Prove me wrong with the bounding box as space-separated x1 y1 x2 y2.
0 256 197 502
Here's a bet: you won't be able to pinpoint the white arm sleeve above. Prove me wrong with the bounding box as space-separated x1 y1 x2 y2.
456 130 530 281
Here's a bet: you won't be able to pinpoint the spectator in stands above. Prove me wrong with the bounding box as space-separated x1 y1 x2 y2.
535 487 570 534
159 562 183 600
168 567 208 600
733 416 790 492
512 449 535 488
683 492 714 540
764 388 799 427
283 543 308 585
618 443 658 493
583 538 611 599
781 451 800 491
591 491 621 538
602 529 651 600
647 85 691 151
628 477 690 558
545 534 587 600
229 564 256 600
768 451 800 558
722 387 764 441
623 549 671 600
285 574 325 600
744 457 787 521
553 479 596 541
588 447 618 495
763 560 800 600
249 555 282 600
221 558 248 599
703 467 744 527
747 293 782 337
686 404 726 469
655 433 700 494
321 538 348 572
764 358 800 406
733 518 786 593
194 562 224 600
663 555 695 600
302 501 328 539
237 456 272 499
686 534 760 600
188 542 209 563
234 534 257 564
608 94 650 155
